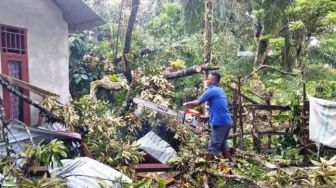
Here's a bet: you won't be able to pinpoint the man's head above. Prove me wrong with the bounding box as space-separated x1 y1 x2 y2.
206 71 221 86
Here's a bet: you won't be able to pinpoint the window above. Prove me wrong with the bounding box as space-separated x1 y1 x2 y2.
1 26 26 54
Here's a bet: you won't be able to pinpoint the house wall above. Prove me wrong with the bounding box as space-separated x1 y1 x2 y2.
0 0 71 125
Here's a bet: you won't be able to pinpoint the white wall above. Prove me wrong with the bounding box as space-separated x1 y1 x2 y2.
0 0 71 124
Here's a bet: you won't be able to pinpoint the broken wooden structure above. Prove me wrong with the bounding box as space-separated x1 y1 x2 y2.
0 74 93 159
227 77 310 153
165 69 311 154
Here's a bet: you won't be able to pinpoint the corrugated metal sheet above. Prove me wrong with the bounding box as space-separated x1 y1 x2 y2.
51 157 132 187
137 131 177 164
0 122 81 167
52 0 105 32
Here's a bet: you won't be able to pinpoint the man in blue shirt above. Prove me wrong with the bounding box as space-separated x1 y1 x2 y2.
183 72 233 160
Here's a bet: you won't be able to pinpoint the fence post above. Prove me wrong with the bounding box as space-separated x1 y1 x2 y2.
232 78 238 147
302 83 307 129
238 76 244 149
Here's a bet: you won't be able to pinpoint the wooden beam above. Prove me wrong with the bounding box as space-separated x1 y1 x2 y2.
244 104 290 111
0 76 65 123
27 166 49 176
0 73 59 98
164 65 219 79
135 163 172 172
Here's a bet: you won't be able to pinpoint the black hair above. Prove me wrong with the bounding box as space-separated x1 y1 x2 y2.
209 71 221 83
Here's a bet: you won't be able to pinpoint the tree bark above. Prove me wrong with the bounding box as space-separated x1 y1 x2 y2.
164 65 219 79
123 0 140 55
254 41 269 66
203 0 213 66
282 28 294 71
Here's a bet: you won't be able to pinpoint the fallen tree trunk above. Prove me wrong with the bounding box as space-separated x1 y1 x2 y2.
164 65 219 79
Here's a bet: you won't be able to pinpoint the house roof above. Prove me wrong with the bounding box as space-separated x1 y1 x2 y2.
52 0 105 32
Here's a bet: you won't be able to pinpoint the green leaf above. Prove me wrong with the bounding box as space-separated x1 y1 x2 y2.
81 74 89 80
289 20 305 31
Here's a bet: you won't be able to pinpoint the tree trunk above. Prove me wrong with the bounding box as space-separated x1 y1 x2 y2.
203 0 213 66
281 23 294 71
123 0 140 55
254 40 268 66
202 0 214 130
122 0 140 83
113 0 125 58
164 65 219 79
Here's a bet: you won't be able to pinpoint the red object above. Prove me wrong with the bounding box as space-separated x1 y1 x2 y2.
184 108 201 116
80 141 94 159
0 24 30 124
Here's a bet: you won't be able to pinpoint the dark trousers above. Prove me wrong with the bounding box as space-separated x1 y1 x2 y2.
208 125 232 157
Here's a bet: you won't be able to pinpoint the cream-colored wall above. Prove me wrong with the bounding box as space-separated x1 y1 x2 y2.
0 0 71 124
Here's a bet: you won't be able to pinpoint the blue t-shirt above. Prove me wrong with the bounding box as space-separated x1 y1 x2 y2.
198 84 233 126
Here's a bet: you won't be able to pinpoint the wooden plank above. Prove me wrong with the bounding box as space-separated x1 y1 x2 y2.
27 166 49 176
0 73 59 98
244 104 290 111
135 163 172 172
238 77 244 149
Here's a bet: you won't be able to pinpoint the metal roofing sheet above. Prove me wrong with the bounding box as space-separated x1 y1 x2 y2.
137 131 177 164
0 122 82 168
52 0 105 32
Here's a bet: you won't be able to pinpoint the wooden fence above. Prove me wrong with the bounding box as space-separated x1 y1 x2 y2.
227 77 310 153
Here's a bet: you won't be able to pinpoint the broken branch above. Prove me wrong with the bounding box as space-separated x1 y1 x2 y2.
244 65 298 81
204 170 266 188
89 75 124 99
164 65 219 79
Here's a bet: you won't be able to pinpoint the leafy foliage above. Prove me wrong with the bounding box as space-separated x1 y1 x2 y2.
307 80 336 100
169 59 186 71
24 139 68 171
18 173 66 188
303 156 336 186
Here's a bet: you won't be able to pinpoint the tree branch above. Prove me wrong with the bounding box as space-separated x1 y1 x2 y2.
244 65 298 81
89 76 124 99
204 170 266 188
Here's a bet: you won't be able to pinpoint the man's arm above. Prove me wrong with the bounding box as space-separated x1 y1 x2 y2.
183 100 201 108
